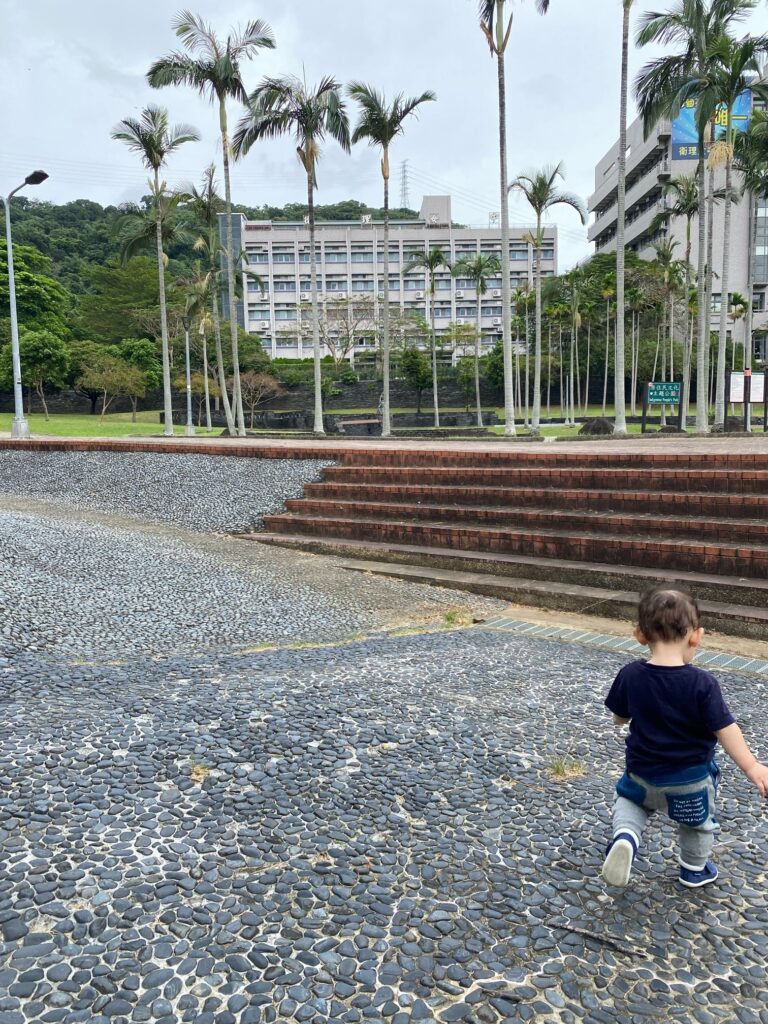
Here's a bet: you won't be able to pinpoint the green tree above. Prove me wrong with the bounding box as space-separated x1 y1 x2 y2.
453 254 500 427
705 33 768 426
111 105 199 436
147 11 276 437
479 0 550 436
0 328 70 420
120 337 163 421
77 257 161 343
78 353 146 421
0 241 71 340
234 74 351 434
400 345 432 414
509 163 585 432
635 0 756 431
348 82 436 437
404 247 452 426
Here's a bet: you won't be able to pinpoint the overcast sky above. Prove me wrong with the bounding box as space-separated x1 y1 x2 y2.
1 0 766 270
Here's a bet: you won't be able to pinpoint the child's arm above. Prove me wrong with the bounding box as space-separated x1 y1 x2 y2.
612 713 631 726
715 723 768 796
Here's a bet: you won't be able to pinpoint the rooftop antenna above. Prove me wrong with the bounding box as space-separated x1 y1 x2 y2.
399 161 410 210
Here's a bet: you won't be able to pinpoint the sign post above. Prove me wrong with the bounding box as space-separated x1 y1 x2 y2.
642 381 684 433
726 370 767 432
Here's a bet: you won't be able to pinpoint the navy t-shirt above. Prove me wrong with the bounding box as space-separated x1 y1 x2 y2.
605 660 735 778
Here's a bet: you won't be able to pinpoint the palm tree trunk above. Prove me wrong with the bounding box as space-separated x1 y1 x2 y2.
602 301 610 416
219 97 246 437
381 151 392 437
475 297 483 428
202 334 212 430
661 298 668 427
307 174 324 434
495 5 515 436
524 304 530 427
703 156 715 428
584 321 591 415
613 0 631 435
569 334 575 426
532 214 543 432
695 143 708 432
575 323 581 411
745 191 757 431
558 325 564 418
714 150 733 427
430 281 439 428
546 322 552 418
211 289 235 433
682 216 692 424
154 169 173 437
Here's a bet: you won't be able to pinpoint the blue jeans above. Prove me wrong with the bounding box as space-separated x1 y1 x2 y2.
613 763 720 869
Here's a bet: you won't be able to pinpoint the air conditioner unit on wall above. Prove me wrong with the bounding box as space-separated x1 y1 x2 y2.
493 318 502 325
493 289 501 297
259 321 270 329
300 292 310 300
415 291 424 299
456 290 464 299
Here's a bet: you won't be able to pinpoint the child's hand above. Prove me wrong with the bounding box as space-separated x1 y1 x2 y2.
746 762 768 797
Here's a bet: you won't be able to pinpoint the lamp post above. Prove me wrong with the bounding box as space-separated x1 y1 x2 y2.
181 313 195 437
1 170 49 439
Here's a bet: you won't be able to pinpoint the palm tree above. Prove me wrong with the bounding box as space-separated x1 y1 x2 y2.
405 248 452 427
116 191 192 265
651 173 699 415
509 163 586 432
635 0 755 432
735 110 768 428
704 33 768 426
347 83 436 437
179 263 214 429
653 239 684 425
453 254 501 426
147 11 276 437
614 0 635 435
479 0 551 436
111 105 199 436
234 75 351 434
183 165 235 434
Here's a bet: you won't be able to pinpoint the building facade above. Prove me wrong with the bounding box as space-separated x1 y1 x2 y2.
222 196 557 363
588 109 768 362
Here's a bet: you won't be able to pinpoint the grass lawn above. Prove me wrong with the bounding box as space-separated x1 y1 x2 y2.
0 410 222 439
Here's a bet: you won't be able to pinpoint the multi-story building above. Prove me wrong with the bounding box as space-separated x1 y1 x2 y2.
222 195 557 362
588 106 768 361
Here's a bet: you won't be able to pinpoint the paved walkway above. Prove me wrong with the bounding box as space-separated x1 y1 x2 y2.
1 433 768 456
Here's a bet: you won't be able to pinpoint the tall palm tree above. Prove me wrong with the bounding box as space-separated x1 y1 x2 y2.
704 33 768 426
479 0 551 436
112 105 199 436
234 75 351 434
651 173 699 414
347 83 436 437
635 0 755 432
405 248 452 427
614 0 635 435
453 254 501 426
179 262 215 429
509 163 586 432
735 110 768 429
653 239 684 424
147 10 276 437
184 164 235 434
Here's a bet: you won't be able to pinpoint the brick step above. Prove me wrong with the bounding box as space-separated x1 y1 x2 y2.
337 449 768 471
283 498 768 543
333 558 768 642
320 464 768 493
262 513 768 578
303 482 767 518
248 533 768 609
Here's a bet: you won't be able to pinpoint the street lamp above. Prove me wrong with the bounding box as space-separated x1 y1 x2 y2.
1 170 49 439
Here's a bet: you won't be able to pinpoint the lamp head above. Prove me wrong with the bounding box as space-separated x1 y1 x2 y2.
25 170 48 186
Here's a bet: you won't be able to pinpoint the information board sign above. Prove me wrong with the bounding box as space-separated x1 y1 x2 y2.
647 382 681 405
728 371 765 404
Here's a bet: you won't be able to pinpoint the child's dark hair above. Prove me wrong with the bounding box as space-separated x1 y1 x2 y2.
638 585 700 643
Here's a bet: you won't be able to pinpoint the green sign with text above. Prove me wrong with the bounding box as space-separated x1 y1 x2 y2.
647 382 681 404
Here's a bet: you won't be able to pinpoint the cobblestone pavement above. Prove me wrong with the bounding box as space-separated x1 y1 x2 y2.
1 455 767 1024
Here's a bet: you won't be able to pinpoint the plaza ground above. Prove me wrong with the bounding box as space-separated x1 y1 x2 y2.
0 449 767 1024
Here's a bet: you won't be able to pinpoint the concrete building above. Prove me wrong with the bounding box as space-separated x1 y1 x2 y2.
588 110 768 362
223 195 557 362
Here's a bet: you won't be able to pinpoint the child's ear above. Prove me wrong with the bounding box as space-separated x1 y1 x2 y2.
634 626 648 646
689 627 705 648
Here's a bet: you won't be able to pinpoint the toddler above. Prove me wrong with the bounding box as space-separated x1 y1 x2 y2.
602 586 768 888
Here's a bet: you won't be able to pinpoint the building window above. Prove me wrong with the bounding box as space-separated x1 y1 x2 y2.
753 292 766 312
352 279 374 291
404 278 426 290
456 306 478 317
273 252 295 263
351 251 374 262
273 280 296 291
247 252 269 264
325 252 348 263
274 309 297 320
326 280 348 291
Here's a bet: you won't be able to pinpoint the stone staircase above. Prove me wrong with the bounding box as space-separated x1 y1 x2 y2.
252 447 768 639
